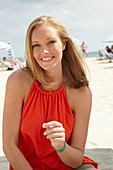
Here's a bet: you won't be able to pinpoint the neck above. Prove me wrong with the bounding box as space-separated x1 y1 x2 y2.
42 64 64 91
44 64 63 84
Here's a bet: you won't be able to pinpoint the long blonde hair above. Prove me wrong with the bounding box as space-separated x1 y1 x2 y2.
25 16 89 88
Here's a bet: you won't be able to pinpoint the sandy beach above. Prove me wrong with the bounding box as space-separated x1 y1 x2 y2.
0 57 113 157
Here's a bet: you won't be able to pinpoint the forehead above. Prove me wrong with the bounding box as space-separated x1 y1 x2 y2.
31 23 59 41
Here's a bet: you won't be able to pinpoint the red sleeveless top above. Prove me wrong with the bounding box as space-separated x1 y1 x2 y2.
10 80 98 169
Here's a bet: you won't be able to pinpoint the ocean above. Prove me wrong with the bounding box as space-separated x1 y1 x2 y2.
16 57 25 63
88 51 98 58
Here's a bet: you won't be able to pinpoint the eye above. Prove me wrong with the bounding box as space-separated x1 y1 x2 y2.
49 40 56 44
32 44 40 48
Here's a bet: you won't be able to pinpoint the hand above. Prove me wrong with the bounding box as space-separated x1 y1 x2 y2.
42 121 65 150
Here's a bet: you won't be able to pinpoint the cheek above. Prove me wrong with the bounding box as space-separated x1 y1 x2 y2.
51 44 63 56
33 49 39 59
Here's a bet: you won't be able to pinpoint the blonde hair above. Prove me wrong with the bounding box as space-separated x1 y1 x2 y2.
25 16 89 88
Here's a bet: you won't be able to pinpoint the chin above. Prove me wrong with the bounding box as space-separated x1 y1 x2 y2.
42 67 54 71
41 64 57 71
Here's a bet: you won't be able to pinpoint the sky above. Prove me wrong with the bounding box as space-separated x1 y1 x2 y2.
0 0 113 58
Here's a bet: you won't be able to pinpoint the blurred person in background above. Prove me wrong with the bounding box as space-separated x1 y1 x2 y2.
81 42 88 57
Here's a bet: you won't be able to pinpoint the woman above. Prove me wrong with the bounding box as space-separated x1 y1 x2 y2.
81 42 88 58
3 16 98 170
2 57 22 69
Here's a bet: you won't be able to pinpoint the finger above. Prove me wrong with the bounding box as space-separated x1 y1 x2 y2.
44 127 65 135
46 132 65 139
42 121 63 128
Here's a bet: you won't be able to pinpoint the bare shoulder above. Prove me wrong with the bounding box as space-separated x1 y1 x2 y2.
74 86 92 99
69 86 91 100
7 69 33 87
6 69 33 99
66 86 92 113
7 69 32 82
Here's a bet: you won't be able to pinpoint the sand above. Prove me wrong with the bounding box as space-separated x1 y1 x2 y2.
0 57 113 157
85 58 113 149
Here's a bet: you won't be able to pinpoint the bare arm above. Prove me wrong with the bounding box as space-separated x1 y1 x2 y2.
2 70 33 170
43 87 92 168
3 61 12 67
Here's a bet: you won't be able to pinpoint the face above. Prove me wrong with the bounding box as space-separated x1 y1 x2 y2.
3 58 6 61
31 23 65 71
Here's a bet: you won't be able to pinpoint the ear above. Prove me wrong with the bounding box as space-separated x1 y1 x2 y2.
62 41 66 51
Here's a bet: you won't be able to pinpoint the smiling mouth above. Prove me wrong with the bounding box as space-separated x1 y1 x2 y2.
41 56 54 61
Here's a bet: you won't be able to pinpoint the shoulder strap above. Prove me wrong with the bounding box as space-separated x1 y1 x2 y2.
33 75 35 81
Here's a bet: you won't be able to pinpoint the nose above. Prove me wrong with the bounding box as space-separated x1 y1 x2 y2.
40 45 49 55
43 49 49 53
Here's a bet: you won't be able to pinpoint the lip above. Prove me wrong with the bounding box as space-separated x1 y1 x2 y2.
41 56 54 61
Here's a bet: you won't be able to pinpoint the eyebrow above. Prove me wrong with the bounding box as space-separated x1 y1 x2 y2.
46 37 56 40
32 40 40 43
32 37 56 44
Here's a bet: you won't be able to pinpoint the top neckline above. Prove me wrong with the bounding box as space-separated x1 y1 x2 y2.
34 80 65 95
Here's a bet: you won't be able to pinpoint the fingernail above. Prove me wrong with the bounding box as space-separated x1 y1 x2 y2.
43 132 46 135
42 123 45 128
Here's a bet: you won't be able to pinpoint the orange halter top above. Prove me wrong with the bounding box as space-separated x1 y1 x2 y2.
10 79 98 169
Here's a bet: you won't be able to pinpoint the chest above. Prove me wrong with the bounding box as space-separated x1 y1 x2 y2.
20 87 74 142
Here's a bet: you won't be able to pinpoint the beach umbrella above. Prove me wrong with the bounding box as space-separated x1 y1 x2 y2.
7 43 15 59
8 48 15 59
0 41 15 59
102 35 113 43
0 41 10 51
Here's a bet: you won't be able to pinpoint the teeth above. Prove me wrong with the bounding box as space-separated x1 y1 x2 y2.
42 57 53 61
